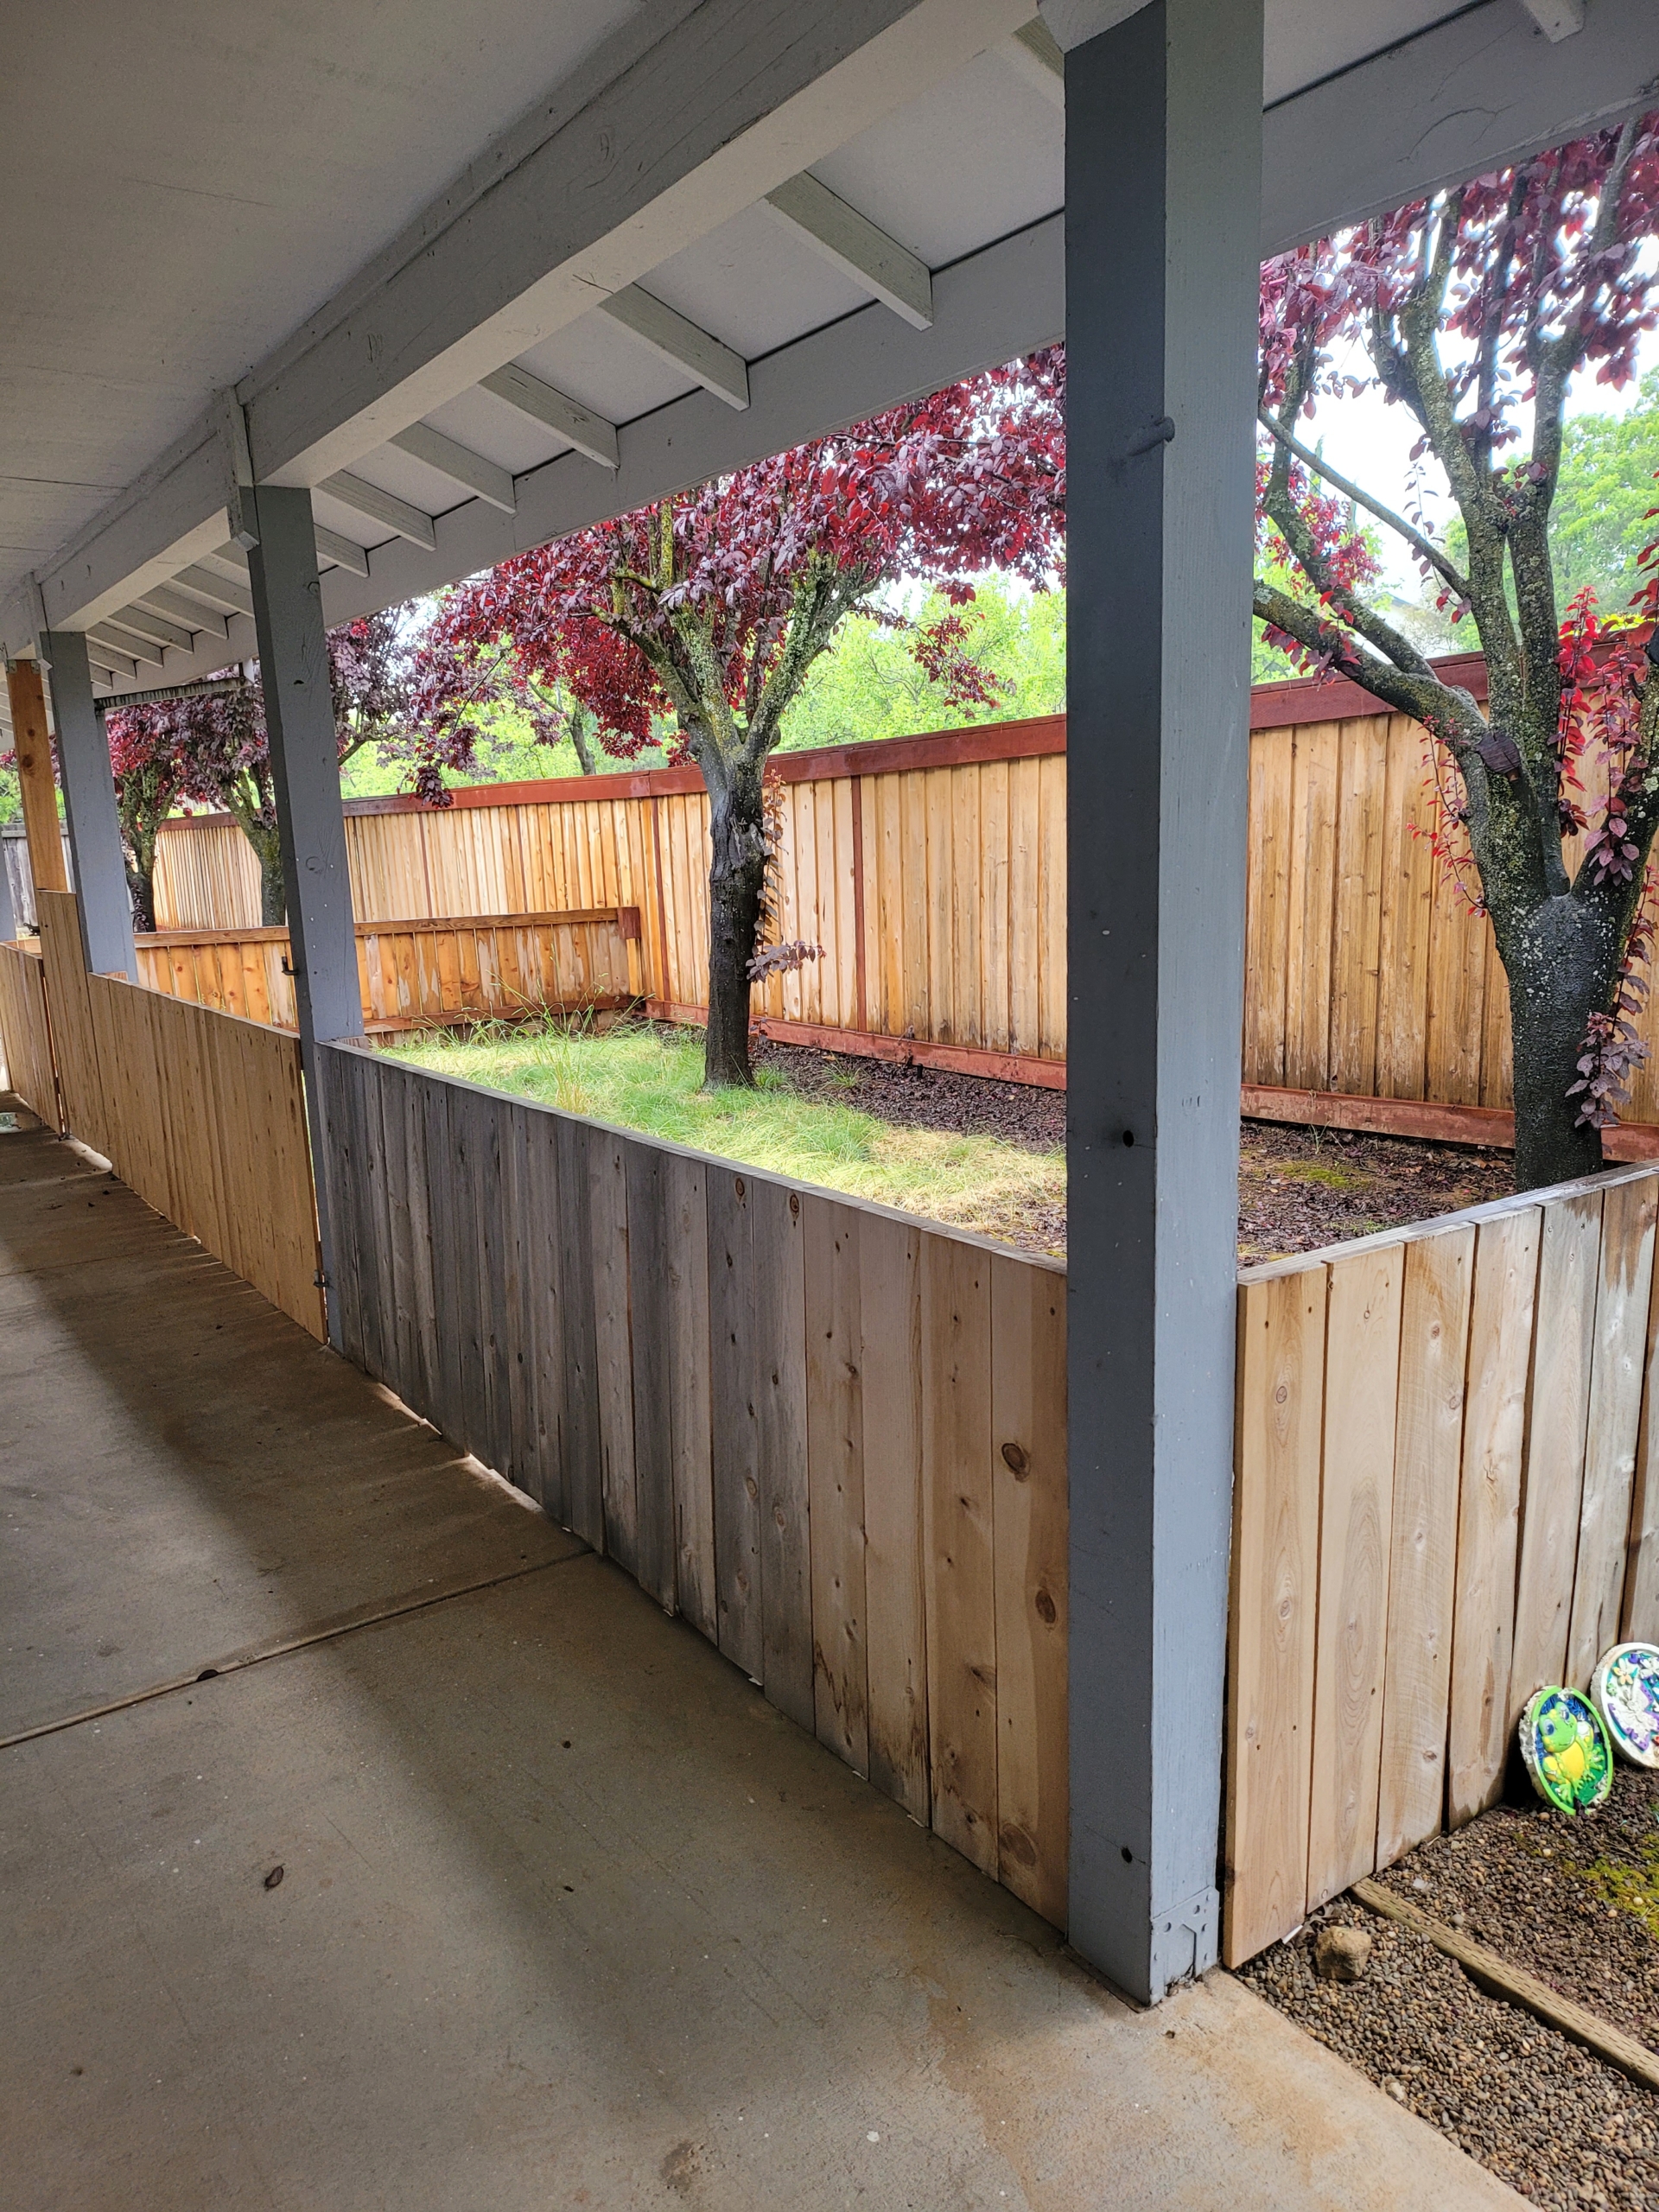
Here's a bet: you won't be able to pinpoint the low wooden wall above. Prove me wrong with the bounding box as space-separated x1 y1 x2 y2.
29 891 324 1338
318 1042 1069 1925
1224 1160 1659 1966
0 940 58 1126
135 907 643 1033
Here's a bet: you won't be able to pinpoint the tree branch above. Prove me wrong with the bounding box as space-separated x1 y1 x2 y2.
1258 404 1470 601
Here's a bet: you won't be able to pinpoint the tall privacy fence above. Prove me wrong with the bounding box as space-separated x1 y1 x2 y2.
1225 1160 1659 1964
143 664 1659 1143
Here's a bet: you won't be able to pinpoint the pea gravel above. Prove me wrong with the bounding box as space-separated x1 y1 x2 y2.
1242 1901 1659 2209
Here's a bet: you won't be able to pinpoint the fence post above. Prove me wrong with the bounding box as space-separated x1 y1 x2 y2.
6 657 69 906
246 481 359 1349
1051 0 1262 2003
42 630 137 980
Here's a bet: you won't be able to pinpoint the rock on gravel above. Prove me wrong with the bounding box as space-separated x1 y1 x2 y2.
1314 1923 1373 1981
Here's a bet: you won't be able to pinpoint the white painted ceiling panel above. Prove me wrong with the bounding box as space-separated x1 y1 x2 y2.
419 390 569 476
512 318 702 423
638 205 879 362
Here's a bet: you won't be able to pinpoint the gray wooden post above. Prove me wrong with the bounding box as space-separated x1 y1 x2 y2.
245 482 358 1347
1051 0 1262 2003
42 629 137 978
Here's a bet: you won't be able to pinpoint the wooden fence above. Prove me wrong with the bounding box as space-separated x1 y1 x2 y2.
134 907 643 1033
0 939 57 1125
29 892 324 1336
1224 1158 1659 1966
318 1041 1069 1926
149 664 1659 1142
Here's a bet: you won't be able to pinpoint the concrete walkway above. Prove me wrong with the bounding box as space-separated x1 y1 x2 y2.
1 1109 1521 2210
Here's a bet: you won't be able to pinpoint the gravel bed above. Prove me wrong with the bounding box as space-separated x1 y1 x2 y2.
1376 1765 1659 2056
751 1039 1516 1261
1243 1899 1659 2209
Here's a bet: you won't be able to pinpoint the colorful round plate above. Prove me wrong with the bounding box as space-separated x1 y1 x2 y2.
1518 1686 1613 1814
1591 1643 1659 1768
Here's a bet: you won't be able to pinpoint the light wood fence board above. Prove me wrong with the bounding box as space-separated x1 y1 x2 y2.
1376 1225 1474 1868
804 1194 869 1775
858 1211 930 1823
1224 1264 1326 1967
1567 1177 1657 1682
989 1251 1068 1928
1307 1243 1402 1910
921 1230 998 1878
0 943 60 1125
1512 1191 1603 1699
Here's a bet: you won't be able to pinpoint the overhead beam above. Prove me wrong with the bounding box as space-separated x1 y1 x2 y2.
600 285 750 410
172 563 255 620
479 365 619 469
1262 0 1659 254
132 585 230 641
105 604 194 653
389 423 517 513
1520 0 1585 39
314 526 372 579
84 641 139 684
762 172 932 328
319 474 436 552
88 624 162 671
1002 16 1065 106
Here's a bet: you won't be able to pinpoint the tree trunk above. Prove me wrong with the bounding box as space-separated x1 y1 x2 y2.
1504 893 1616 1192
125 857 156 935
250 830 287 927
702 756 766 1088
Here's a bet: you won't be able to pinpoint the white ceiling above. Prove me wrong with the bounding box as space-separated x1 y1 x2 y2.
4 0 1655 712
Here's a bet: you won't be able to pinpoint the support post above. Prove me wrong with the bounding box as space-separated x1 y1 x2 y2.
245 482 357 1347
6 658 68 903
42 631 137 978
1052 0 1262 2003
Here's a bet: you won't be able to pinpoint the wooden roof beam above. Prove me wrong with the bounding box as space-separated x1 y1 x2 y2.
389 422 517 514
479 365 619 470
599 285 750 411
762 172 932 329
319 473 436 552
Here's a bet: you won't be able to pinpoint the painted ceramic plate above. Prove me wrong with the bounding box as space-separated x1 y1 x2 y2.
1519 1687 1613 1815
1591 1643 1659 1768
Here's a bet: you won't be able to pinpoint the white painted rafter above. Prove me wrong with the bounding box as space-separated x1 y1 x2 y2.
132 585 230 641
89 623 163 670
1002 16 1065 106
599 285 750 410
479 366 619 469
105 604 194 653
171 564 254 620
320 474 436 552
762 172 932 329
314 526 371 578
389 423 517 514
1519 0 1585 41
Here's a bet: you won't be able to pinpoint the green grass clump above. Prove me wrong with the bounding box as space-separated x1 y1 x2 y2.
386 1017 1064 1255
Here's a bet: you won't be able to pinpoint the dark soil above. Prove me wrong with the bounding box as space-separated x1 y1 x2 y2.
751 1038 1516 1262
1375 1764 1659 2058
1243 1897 1659 2211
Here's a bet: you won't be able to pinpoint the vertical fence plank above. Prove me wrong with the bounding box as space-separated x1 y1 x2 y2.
1567 1176 1657 1682
1307 1243 1402 1910
421 1070 466 1449
805 1195 868 1775
921 1230 997 1878
518 1106 565 1520
708 1166 762 1677
1512 1189 1603 1699
626 1139 677 1609
590 1127 637 1574
989 1253 1067 1929
1376 1225 1474 1868
753 1178 813 1730
499 1102 537 1500
552 1114 603 1547
859 1213 929 1822
663 1152 715 1636
1224 1262 1326 1967
1447 1205 1541 1823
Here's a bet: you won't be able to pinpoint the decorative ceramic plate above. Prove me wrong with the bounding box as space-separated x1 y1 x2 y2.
1591 1643 1659 1768
1518 1687 1613 1814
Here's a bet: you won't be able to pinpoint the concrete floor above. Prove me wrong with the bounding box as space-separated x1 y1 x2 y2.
0 1109 1522 2210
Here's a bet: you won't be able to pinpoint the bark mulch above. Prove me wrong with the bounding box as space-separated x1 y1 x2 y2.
752 1039 1517 1262
1243 1897 1659 2211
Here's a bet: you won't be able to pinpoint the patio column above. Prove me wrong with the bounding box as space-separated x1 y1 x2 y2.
42 630 137 978
1048 0 1262 2003
6 657 69 902
245 481 358 1347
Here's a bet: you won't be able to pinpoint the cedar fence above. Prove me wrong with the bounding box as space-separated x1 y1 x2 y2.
1225 1160 1659 1964
319 1042 1070 1926
143 664 1659 1147
133 907 643 1034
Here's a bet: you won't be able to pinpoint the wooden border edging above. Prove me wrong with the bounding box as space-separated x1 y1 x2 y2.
1243 1084 1659 1161
1352 1878 1659 2094
640 1000 1071 1090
